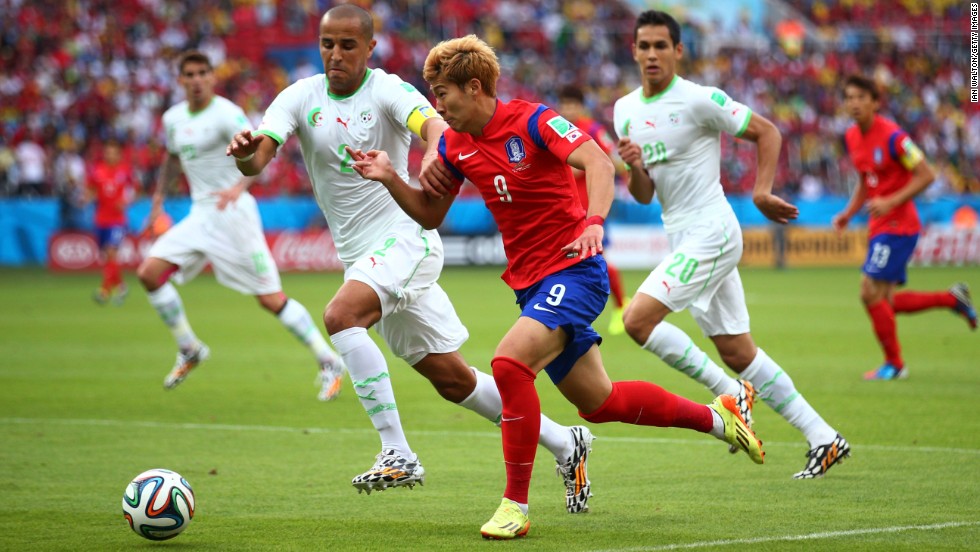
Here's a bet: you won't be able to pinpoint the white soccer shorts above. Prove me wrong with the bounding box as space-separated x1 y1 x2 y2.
345 220 468 365
148 193 282 296
636 209 750 337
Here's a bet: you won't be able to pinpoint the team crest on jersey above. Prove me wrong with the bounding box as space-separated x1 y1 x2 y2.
505 136 526 163
873 147 883 165
307 107 324 127
669 112 680 126
359 109 376 128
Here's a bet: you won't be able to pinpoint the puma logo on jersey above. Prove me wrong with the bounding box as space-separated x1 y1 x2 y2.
336 117 351 130
645 120 656 128
370 256 382 268
662 280 672 295
459 150 478 160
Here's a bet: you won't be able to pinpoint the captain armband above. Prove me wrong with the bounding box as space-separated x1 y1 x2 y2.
407 105 441 138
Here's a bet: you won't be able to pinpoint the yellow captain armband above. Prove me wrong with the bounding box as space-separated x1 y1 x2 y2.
898 136 924 171
407 105 440 138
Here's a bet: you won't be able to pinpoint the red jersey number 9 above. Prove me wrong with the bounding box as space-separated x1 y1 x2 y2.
494 175 513 203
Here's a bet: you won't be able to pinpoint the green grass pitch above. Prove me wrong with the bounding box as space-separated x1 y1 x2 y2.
1 265 978 551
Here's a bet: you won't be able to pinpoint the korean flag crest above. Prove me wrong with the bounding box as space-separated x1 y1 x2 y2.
505 136 526 163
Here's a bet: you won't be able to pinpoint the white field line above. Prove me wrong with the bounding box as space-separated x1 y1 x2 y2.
3 417 980 456
589 520 980 552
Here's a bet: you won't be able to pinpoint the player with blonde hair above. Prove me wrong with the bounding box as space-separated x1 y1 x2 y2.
349 33 763 540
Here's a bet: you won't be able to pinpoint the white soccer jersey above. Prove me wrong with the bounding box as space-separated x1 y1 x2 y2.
163 96 252 205
613 76 752 233
257 68 431 263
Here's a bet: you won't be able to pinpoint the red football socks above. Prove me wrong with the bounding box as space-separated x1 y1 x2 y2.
893 290 956 313
580 380 712 432
866 299 903 368
491 356 541 506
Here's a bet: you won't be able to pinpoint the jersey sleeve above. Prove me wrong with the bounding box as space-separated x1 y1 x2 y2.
612 97 631 141
375 72 436 130
161 109 179 155
888 130 925 171
436 134 466 195
691 85 752 138
256 82 304 146
531 105 593 162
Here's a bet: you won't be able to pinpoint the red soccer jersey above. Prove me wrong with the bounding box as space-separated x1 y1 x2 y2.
89 161 134 227
570 116 614 210
439 99 592 290
844 114 923 237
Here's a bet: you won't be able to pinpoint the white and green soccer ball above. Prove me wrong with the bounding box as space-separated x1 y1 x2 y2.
122 468 195 541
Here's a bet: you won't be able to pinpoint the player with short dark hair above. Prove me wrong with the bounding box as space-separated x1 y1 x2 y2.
835 74 977 380
614 10 848 479
348 33 764 541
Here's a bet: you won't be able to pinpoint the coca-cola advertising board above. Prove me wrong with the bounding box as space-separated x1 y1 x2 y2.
48 231 344 272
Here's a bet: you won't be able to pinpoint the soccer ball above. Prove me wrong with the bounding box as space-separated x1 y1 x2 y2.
122 468 195 541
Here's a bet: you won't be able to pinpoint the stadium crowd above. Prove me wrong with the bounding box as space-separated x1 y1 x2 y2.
1 0 975 218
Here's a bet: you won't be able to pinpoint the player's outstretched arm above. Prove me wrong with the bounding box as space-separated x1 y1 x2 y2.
739 113 798 224
227 130 277 176
617 137 655 204
417 118 455 199
833 181 868 233
347 147 454 230
867 158 936 218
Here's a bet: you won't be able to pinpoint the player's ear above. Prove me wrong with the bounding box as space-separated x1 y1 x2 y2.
467 78 480 97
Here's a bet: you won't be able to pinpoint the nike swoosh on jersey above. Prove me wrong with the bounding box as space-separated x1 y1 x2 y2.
458 150 478 160
532 303 557 314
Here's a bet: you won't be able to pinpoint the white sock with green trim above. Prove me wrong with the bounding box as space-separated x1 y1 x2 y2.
644 321 739 397
457 368 574 461
276 298 341 367
330 327 411 457
147 282 199 352
740 348 837 447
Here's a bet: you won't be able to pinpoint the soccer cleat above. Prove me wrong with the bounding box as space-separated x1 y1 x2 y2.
728 379 756 454
480 498 530 540
556 425 594 513
950 282 977 331
793 433 851 479
316 357 345 401
163 342 211 389
351 449 424 494
863 363 908 381
709 394 764 464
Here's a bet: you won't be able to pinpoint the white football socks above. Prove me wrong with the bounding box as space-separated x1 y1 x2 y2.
147 282 199 352
740 348 837 447
457 367 574 461
276 299 341 367
330 327 412 457
643 321 739 397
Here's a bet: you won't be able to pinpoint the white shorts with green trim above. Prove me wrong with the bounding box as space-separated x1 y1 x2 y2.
345 220 468 365
148 193 281 295
636 208 750 337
